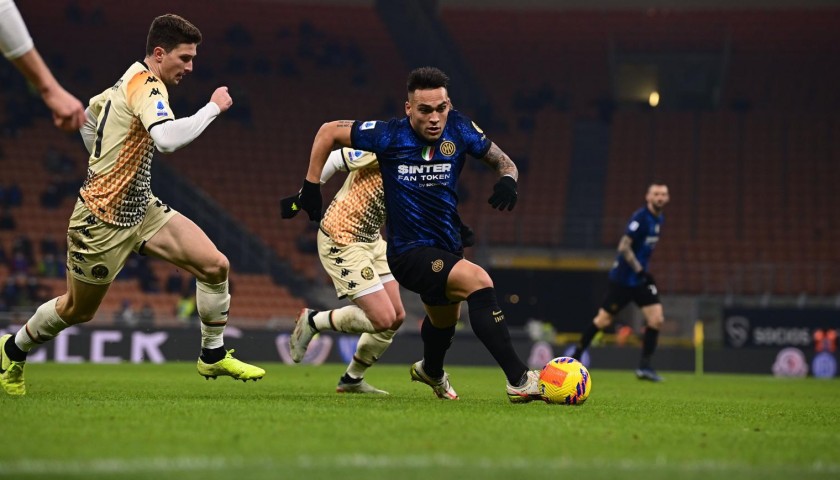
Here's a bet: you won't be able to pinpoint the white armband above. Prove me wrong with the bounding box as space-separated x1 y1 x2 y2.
80 107 97 154
0 0 34 60
149 102 220 153
320 149 348 184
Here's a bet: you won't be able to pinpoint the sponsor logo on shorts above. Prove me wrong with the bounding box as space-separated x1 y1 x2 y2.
431 259 444 273
360 121 376 130
361 267 374 281
91 265 109 280
440 140 456 157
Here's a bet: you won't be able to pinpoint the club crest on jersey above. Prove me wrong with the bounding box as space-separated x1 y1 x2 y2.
440 140 456 157
360 121 376 131
421 146 435 161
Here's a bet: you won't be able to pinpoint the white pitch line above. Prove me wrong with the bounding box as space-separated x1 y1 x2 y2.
0 454 838 476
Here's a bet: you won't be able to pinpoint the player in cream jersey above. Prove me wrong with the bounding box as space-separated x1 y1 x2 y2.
1 14 264 397
78 61 175 227
282 148 406 394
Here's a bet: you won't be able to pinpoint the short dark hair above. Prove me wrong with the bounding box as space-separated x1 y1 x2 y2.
407 67 449 93
146 14 202 56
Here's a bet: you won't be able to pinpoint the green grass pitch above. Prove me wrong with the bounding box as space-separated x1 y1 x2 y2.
1 363 838 480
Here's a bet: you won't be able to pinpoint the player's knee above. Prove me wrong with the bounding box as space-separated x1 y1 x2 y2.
368 308 399 331
647 315 665 330
465 268 493 294
594 312 613 329
197 252 229 284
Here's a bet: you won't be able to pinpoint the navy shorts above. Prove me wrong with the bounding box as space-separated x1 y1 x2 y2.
600 281 661 315
387 246 463 306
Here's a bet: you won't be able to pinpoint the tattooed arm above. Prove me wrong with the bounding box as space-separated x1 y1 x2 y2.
306 120 354 183
617 235 643 274
480 142 519 181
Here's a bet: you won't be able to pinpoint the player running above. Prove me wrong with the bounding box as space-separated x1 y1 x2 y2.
1 14 264 396
294 67 541 402
571 183 670 381
281 148 405 394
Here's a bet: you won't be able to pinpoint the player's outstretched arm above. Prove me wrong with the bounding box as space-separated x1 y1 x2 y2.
306 121 354 183
149 87 230 153
1 0 85 131
481 142 520 211
297 121 353 221
279 150 346 219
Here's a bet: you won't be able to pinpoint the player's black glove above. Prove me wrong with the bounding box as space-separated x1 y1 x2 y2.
637 270 656 286
298 179 323 222
279 193 302 219
460 223 476 248
488 176 518 211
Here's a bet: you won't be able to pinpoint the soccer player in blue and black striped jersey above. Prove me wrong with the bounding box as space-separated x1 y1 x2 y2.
294 67 541 402
572 184 670 381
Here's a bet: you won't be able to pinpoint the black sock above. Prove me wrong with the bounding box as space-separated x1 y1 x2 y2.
307 310 320 332
340 373 361 384
640 327 659 369
3 337 27 362
467 287 528 386
200 346 226 364
420 315 455 379
574 323 601 359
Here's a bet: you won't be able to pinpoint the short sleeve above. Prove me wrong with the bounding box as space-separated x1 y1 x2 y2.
126 71 174 131
452 112 491 158
350 120 392 155
625 214 646 240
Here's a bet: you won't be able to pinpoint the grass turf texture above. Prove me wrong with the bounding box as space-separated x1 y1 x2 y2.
1 363 838 480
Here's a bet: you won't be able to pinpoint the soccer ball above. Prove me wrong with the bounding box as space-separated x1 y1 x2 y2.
539 356 591 405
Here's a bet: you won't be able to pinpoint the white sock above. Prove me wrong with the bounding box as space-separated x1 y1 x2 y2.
15 298 69 352
346 329 396 379
312 305 377 334
196 280 229 349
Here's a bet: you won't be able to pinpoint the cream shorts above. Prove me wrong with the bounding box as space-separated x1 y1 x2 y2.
66 196 178 284
317 229 391 299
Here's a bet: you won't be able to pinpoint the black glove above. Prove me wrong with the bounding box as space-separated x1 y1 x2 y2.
488 176 518 211
460 223 476 248
299 179 323 221
280 193 302 219
637 270 656 286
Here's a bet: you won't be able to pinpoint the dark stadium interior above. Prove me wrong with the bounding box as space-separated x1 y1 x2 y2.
1 0 838 339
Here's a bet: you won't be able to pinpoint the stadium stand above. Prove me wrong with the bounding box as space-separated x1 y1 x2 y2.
1 1 838 323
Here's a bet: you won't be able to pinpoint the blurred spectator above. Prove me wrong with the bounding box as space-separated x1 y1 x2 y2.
113 299 136 327
40 234 61 257
175 288 197 327
295 223 318 254
2 273 42 309
0 206 15 230
5 181 22 207
164 269 184 294
37 252 65 278
136 256 159 293
11 235 33 263
43 146 76 174
10 251 30 274
40 181 62 209
137 302 155 327
119 256 140 279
